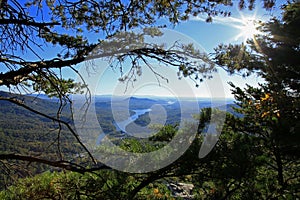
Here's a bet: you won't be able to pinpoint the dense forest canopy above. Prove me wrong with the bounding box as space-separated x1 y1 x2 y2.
0 0 299 199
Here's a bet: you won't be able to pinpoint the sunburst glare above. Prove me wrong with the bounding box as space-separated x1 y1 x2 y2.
235 17 260 42
193 10 264 44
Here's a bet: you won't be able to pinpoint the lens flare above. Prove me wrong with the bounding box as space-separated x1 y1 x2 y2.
236 17 260 42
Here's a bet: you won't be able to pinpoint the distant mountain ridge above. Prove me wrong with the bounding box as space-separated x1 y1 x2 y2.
0 91 241 118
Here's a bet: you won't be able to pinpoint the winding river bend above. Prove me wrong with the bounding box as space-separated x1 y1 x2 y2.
113 108 152 133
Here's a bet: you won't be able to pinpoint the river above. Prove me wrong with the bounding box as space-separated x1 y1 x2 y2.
113 108 152 133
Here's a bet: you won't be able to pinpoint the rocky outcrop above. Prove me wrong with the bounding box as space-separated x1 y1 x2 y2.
167 182 194 199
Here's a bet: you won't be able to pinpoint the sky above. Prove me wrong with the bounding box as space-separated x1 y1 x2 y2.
80 1 285 99
1 0 286 99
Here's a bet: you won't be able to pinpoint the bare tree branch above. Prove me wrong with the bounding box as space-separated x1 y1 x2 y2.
0 154 110 173
0 19 60 28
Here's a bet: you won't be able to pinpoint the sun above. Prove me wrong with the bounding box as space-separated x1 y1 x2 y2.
236 17 260 42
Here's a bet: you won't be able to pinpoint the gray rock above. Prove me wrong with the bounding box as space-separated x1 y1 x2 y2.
167 182 194 199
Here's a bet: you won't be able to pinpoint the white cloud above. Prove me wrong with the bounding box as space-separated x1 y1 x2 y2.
190 15 244 28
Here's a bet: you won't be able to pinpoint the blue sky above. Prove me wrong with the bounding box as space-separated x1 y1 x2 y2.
85 1 285 98
1 0 286 98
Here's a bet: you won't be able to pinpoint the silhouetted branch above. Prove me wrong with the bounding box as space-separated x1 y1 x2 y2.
0 19 60 28
0 154 110 173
